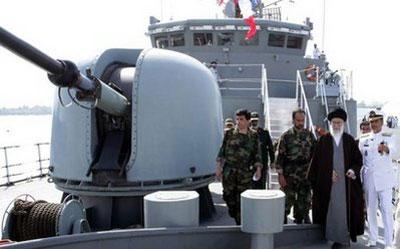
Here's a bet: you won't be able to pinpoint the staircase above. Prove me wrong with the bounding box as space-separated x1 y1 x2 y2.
216 64 265 124
215 65 302 190
268 97 298 140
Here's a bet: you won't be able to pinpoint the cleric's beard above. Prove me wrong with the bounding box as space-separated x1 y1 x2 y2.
330 125 344 137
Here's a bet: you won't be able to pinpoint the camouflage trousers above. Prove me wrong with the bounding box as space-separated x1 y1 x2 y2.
222 166 252 224
281 176 311 222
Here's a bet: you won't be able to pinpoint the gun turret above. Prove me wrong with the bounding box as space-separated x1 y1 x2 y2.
0 26 129 116
0 25 223 231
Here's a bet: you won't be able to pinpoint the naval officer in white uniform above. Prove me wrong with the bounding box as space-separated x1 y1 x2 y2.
359 110 397 248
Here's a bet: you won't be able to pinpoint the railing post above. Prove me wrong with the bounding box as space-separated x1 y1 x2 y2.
300 93 303 109
3 147 12 186
316 67 320 98
295 71 299 103
36 143 43 177
262 65 271 132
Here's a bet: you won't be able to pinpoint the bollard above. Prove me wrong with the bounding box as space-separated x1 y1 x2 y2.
144 191 199 228
241 190 285 249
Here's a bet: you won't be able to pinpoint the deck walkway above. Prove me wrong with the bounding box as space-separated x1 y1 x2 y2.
0 179 390 248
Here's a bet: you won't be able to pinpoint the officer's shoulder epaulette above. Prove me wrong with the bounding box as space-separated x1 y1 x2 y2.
360 133 372 139
382 132 393 137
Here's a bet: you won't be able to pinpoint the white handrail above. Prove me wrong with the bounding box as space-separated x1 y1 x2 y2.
296 70 317 139
313 67 329 117
321 78 329 116
261 64 272 132
339 79 351 133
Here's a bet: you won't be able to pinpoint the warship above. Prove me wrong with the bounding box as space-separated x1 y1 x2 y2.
0 1 376 249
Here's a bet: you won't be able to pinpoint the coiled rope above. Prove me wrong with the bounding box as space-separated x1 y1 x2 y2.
9 199 62 241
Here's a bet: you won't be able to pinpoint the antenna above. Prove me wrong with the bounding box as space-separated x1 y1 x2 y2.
160 0 164 21
322 0 326 51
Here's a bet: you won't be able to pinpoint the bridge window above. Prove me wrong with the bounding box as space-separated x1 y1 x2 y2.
287 36 303 49
170 34 185 47
217 32 234 46
155 36 169 48
239 32 259 46
193 33 213 46
268 33 285 47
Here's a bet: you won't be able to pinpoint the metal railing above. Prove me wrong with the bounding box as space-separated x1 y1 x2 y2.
0 142 50 187
260 6 281 21
261 64 271 132
296 70 317 139
336 70 352 132
338 69 354 100
314 67 329 117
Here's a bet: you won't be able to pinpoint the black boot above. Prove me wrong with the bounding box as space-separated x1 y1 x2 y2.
234 216 241 225
331 242 343 249
303 215 311 224
294 218 303 224
284 216 287 224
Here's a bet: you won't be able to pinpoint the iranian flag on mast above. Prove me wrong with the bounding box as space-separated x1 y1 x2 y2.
217 0 258 40
238 0 257 40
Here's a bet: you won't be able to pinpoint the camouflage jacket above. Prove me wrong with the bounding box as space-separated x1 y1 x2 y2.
217 127 263 169
275 127 316 176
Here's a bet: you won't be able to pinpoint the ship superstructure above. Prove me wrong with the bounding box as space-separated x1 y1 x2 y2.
147 15 357 137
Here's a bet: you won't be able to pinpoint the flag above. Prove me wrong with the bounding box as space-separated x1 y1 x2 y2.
250 0 260 9
244 16 256 40
217 0 257 40
238 0 257 40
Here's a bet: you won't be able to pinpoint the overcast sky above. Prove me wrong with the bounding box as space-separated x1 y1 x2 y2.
0 0 399 107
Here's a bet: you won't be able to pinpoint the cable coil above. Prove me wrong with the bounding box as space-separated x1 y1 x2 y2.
9 199 62 241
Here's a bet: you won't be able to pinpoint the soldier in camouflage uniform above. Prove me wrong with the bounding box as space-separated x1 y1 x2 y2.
216 109 263 225
250 111 275 189
276 108 316 224
224 117 235 131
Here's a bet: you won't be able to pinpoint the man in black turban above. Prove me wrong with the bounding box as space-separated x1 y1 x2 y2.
308 108 364 249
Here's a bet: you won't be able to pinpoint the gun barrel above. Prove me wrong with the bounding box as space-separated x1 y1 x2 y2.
0 26 129 116
0 26 64 75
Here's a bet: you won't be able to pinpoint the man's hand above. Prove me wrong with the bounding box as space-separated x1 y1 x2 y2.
346 169 356 179
332 170 339 183
378 143 389 154
278 174 287 188
215 164 223 181
254 166 262 181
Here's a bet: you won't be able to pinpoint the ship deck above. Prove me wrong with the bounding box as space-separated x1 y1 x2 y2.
0 179 389 248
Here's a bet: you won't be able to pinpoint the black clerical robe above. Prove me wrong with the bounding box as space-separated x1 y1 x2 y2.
307 133 364 242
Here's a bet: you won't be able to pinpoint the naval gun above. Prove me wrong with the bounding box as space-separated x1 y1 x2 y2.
0 26 223 238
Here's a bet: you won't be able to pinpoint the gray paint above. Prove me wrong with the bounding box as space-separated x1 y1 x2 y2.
3 225 323 249
126 49 223 182
50 48 224 195
146 18 357 136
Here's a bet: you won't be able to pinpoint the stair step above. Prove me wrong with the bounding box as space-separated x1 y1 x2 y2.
265 97 297 140
220 88 261 98
219 80 261 89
